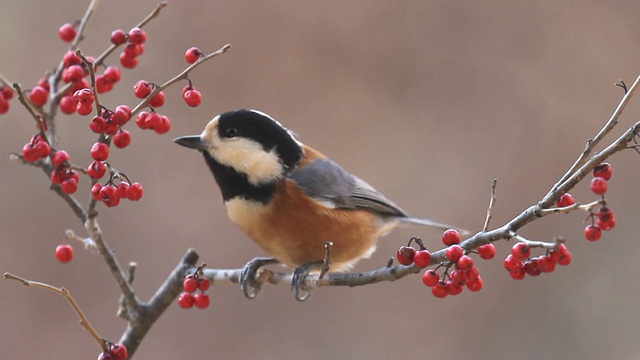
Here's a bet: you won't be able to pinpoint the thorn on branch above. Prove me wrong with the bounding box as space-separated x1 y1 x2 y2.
483 178 498 231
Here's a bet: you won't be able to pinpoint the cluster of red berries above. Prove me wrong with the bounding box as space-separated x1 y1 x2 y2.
50 150 80 194
97 343 128 360
55 242 74 263
178 271 211 310
91 180 143 208
111 27 147 70
21 133 51 163
0 85 13 114
396 230 491 298
504 242 571 280
554 162 616 242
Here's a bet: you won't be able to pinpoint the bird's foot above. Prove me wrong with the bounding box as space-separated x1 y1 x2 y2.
291 241 333 302
240 257 278 299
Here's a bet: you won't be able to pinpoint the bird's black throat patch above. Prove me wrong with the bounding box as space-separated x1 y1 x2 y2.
202 151 276 204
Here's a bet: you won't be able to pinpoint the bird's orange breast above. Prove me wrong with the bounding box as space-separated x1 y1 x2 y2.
224 145 388 270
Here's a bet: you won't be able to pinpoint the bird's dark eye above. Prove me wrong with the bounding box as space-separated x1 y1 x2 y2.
223 127 238 138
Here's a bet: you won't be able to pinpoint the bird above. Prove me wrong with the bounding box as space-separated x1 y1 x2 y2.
174 109 463 300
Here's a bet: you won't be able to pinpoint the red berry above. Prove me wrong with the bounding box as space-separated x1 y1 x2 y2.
126 182 144 201
100 185 120 207
63 51 82 67
133 80 152 98
593 162 613 180
598 217 616 231
422 270 439 287
450 269 467 286
465 266 480 282
584 225 602 241
149 91 165 107
396 246 415 266
50 169 66 184
185 47 203 64
0 94 8 115
91 183 103 200
90 142 110 161
442 229 462 246
536 255 556 273
98 352 115 360
198 278 210 291
136 111 150 129
144 112 162 129
1 86 14 100
59 95 76 114
431 282 448 298
555 193 575 208
183 276 199 293
96 77 114 94
477 243 496 260
445 281 463 296
76 104 93 116
445 245 464 262
113 130 131 149
37 78 50 91
178 292 195 309
597 207 614 223
61 178 78 194
456 255 474 270
590 177 608 195
466 276 484 292
52 150 70 168
413 249 431 268
32 140 51 158
29 86 48 107
90 115 107 133
110 344 128 360
73 88 94 107
550 244 572 266
511 243 531 261
183 89 202 107
116 182 130 199
103 66 122 83
503 254 522 272
119 53 138 69
113 105 131 125
58 23 76 42
87 160 107 179
194 293 210 309
110 29 127 45
63 65 85 83
128 27 147 44
523 259 542 276
508 267 526 280
124 42 144 58
154 115 172 134
55 244 74 263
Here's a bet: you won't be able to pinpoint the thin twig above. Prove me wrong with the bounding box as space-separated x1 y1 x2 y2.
482 179 497 231
538 199 602 215
4 272 107 351
549 75 640 196
75 50 101 117
509 232 560 250
129 44 231 116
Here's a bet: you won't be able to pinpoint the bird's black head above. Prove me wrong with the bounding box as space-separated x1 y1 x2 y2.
174 109 304 201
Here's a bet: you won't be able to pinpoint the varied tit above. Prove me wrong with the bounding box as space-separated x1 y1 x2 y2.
174 109 463 299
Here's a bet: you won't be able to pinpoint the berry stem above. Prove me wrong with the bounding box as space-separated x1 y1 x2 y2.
3 272 107 352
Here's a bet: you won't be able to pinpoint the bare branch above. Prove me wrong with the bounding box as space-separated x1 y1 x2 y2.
4 272 107 351
482 179 497 231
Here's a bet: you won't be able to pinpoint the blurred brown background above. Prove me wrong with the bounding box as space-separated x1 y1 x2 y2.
2 1 640 359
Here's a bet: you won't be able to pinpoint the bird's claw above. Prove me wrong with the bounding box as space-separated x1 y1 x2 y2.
239 257 278 299
291 241 333 302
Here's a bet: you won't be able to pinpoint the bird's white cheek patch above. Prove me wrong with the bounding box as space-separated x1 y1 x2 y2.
209 137 284 185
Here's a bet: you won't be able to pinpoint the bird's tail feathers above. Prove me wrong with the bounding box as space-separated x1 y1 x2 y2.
398 217 470 236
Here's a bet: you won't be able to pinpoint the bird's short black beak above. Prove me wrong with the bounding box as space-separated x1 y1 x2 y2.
173 135 209 151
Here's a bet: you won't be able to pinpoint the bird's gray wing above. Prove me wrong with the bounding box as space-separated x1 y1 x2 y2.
288 158 408 217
